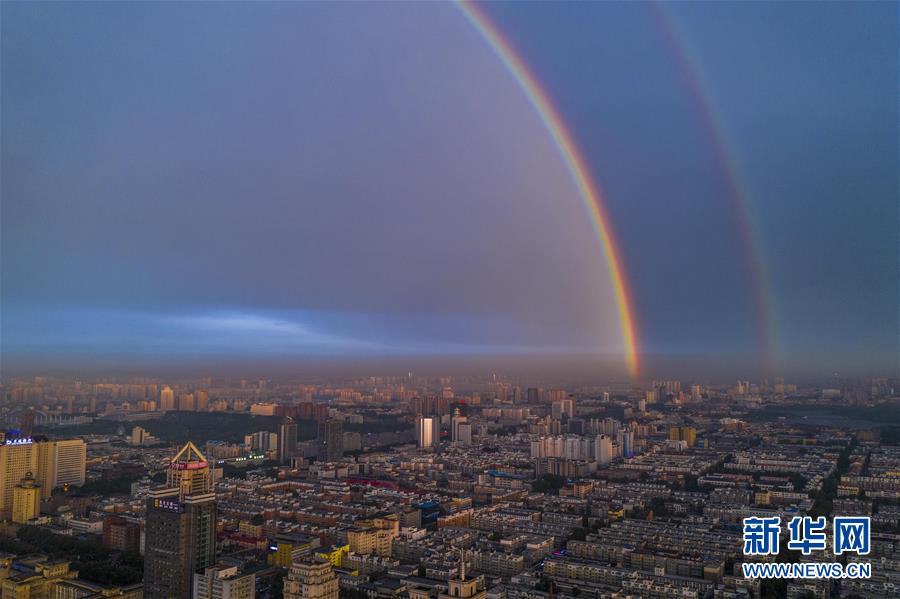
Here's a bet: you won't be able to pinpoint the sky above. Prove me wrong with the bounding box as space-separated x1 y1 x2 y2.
2 1 897 379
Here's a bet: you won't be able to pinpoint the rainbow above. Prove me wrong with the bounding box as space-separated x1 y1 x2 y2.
457 1 640 377
651 5 778 371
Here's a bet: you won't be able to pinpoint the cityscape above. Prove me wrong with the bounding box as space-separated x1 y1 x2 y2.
1 2 897 599
0 374 897 598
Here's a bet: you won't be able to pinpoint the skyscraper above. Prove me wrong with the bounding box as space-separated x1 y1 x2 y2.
178 393 196 412
0 433 86 518
144 442 217 599
160 385 176 412
0 434 38 519
316 420 343 462
451 408 471 445
617 429 634 458
551 399 574 420
0 434 86 515
416 416 440 450
279 418 298 464
36 438 86 498
595 435 612 466
196 389 210 412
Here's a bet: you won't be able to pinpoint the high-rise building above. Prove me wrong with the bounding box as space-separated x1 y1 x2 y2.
179 393 196 412
130 426 159 446
196 390 209 412
416 416 440 449
668 426 697 447
160 386 176 412
0 434 38 518
103 515 141 553
316 420 343 462
166 441 213 496
36 438 86 498
567 418 585 435
193 564 255 599
12 474 40 523
546 389 566 403
279 419 298 464
283 557 338 599
551 399 574 420
0 435 86 513
244 431 278 453
456 422 472 446
683 427 697 447
595 435 613 466
617 429 635 458
451 408 471 445
143 442 216 599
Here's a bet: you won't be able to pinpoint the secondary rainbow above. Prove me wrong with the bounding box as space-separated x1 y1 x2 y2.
457 1 640 377
652 4 778 371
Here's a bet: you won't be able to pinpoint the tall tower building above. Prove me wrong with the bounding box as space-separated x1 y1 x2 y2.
690 384 702 402
316 420 343 462
196 390 210 412
160 386 176 412
143 442 217 599
595 435 612 466
11 474 41 523
551 399 574 420
283 557 338 599
164 441 213 496
0 434 38 519
179 393 196 412
415 416 440 450
279 419 298 464
0 435 85 513
451 408 471 445
36 439 86 498
617 429 635 458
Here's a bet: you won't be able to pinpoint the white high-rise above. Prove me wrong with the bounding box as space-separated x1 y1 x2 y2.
451 408 471 445
595 435 612 466
416 416 440 449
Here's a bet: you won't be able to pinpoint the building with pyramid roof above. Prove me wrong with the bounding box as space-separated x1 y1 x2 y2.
143 442 217 599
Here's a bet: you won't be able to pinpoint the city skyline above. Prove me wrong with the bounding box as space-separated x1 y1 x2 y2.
2 1 896 378
1 3 899 598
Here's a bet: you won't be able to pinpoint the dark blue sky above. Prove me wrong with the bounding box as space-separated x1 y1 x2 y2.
2 1 896 378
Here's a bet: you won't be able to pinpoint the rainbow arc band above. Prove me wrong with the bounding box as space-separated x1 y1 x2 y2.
458 1 639 377
651 4 777 369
